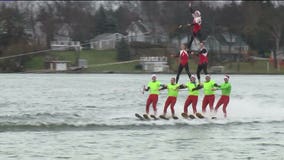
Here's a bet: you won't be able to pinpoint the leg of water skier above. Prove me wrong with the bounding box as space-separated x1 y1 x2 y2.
176 64 184 83
184 63 192 81
170 97 177 117
191 96 198 114
184 96 193 114
208 95 215 113
146 95 154 114
163 97 171 116
202 96 210 113
152 95 158 115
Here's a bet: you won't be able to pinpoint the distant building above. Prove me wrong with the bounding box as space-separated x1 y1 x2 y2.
126 20 151 43
206 32 249 61
126 20 169 44
171 32 249 61
140 56 169 72
89 33 125 50
50 23 81 51
50 41 81 51
45 60 71 71
54 23 73 42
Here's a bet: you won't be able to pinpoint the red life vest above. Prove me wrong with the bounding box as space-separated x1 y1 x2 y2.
180 50 189 66
199 48 208 64
192 17 201 33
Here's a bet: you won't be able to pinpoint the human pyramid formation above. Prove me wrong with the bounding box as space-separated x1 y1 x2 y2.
142 2 232 119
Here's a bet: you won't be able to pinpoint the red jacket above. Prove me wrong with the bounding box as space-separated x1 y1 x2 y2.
198 48 208 64
192 17 201 33
179 50 189 66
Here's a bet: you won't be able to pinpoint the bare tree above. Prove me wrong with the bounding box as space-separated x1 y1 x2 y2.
36 2 60 48
259 1 284 69
54 1 96 42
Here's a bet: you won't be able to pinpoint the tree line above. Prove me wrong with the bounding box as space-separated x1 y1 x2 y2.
0 1 283 71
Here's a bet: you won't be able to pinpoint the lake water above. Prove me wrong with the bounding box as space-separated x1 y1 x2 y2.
0 73 283 160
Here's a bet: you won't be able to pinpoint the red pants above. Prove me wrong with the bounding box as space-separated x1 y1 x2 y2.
184 95 198 114
146 94 158 114
163 96 177 115
202 95 215 113
215 95 230 117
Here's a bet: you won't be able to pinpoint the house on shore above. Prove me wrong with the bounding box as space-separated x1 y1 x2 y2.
126 20 169 44
89 33 125 50
50 23 81 51
206 32 249 61
171 32 249 62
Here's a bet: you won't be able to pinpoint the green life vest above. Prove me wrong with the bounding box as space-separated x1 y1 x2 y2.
186 82 199 96
167 83 179 97
203 80 215 95
148 81 161 95
219 82 231 96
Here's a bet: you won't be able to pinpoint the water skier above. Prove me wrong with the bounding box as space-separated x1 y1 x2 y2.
143 74 163 116
160 77 180 119
214 75 232 118
171 43 192 83
194 75 219 113
178 2 202 50
180 75 201 115
190 41 209 84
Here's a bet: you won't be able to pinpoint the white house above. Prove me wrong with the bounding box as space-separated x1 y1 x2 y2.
126 20 151 43
50 41 81 51
206 32 249 61
50 23 81 51
54 23 73 41
171 32 249 61
90 33 125 50
126 20 169 44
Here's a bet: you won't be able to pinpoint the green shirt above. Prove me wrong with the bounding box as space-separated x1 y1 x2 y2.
219 82 231 96
167 83 180 97
148 81 161 95
186 82 199 96
203 80 216 95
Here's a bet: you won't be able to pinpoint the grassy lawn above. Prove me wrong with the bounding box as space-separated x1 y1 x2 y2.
24 49 142 72
24 56 46 70
224 60 284 74
86 61 140 72
24 49 284 74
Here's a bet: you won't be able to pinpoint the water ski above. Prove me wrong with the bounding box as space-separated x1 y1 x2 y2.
143 114 151 120
189 114 196 119
159 115 169 120
172 116 179 120
181 113 189 119
135 113 144 120
195 112 205 119
150 114 158 120
181 113 195 119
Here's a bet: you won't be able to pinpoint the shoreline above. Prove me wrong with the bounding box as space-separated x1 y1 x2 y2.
0 70 283 75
